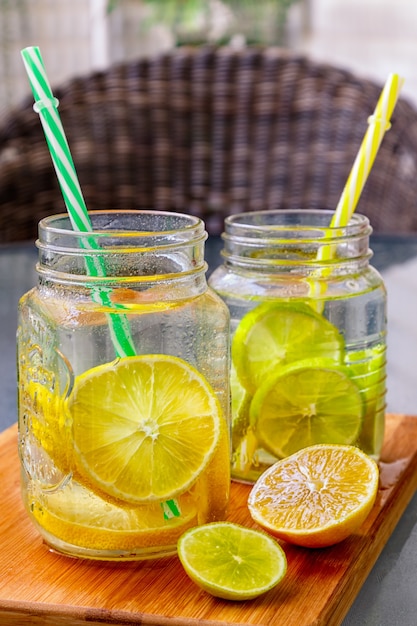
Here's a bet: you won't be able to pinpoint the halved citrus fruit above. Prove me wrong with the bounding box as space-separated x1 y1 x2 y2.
232 302 344 393
68 355 223 504
177 522 287 600
250 359 364 458
248 444 379 548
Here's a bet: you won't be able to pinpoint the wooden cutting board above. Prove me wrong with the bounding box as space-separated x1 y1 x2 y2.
1 413 417 626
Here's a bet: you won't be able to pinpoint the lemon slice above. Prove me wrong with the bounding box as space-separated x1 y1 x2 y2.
250 359 364 458
30 481 199 553
68 355 223 504
177 522 287 600
248 444 379 548
232 302 344 393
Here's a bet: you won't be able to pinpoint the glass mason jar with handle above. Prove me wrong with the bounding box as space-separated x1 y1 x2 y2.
209 210 386 483
17 210 230 560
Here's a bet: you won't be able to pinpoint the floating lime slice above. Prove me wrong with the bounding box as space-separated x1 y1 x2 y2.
346 344 387 456
230 362 253 449
250 358 364 458
232 302 344 394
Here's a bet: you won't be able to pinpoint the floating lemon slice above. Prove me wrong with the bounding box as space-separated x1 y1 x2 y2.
248 444 379 548
30 481 199 553
232 302 344 394
68 355 222 504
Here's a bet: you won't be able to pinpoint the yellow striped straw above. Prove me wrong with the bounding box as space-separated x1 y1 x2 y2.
330 72 404 231
312 73 404 292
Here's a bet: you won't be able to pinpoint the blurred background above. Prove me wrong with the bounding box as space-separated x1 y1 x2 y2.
0 0 416 115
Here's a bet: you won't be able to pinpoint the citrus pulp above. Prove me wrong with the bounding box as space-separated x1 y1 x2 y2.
250 359 364 458
248 443 379 548
177 522 287 600
68 354 223 504
232 302 344 394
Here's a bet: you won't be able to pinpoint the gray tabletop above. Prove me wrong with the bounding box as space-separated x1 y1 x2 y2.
2 234 417 625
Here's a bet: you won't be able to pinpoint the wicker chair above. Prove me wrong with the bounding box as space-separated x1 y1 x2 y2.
1 46 417 243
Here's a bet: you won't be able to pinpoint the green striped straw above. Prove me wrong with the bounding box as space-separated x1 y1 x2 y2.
21 46 136 359
21 46 180 521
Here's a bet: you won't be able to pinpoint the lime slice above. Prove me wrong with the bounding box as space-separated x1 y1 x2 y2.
231 362 248 422
68 355 222 504
232 302 344 394
230 362 253 449
346 345 386 402
346 345 387 456
230 363 259 480
250 359 364 458
177 522 287 600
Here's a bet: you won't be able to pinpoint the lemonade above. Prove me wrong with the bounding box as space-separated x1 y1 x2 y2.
17 211 231 560
209 210 387 482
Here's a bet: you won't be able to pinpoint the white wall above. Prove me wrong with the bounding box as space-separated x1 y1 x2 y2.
0 0 312 114
0 0 181 114
0 0 416 116
301 0 417 108
0 0 95 114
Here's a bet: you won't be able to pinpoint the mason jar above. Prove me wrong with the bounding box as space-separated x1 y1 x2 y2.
17 210 230 560
209 210 386 483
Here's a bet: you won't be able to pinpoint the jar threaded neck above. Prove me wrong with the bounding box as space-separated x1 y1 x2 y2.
221 210 372 274
36 210 208 286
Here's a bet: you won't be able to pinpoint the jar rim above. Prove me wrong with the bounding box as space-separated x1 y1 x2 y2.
39 210 205 240
224 210 371 238
220 209 372 272
36 210 208 283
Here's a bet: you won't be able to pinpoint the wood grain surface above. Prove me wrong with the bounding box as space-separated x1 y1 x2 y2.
1 414 417 626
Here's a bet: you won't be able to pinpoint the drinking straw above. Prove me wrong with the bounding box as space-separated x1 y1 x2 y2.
21 46 180 520
20 46 136 359
329 72 404 231
319 73 404 260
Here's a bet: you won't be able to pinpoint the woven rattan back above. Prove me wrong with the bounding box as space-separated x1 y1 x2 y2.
1 46 417 242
